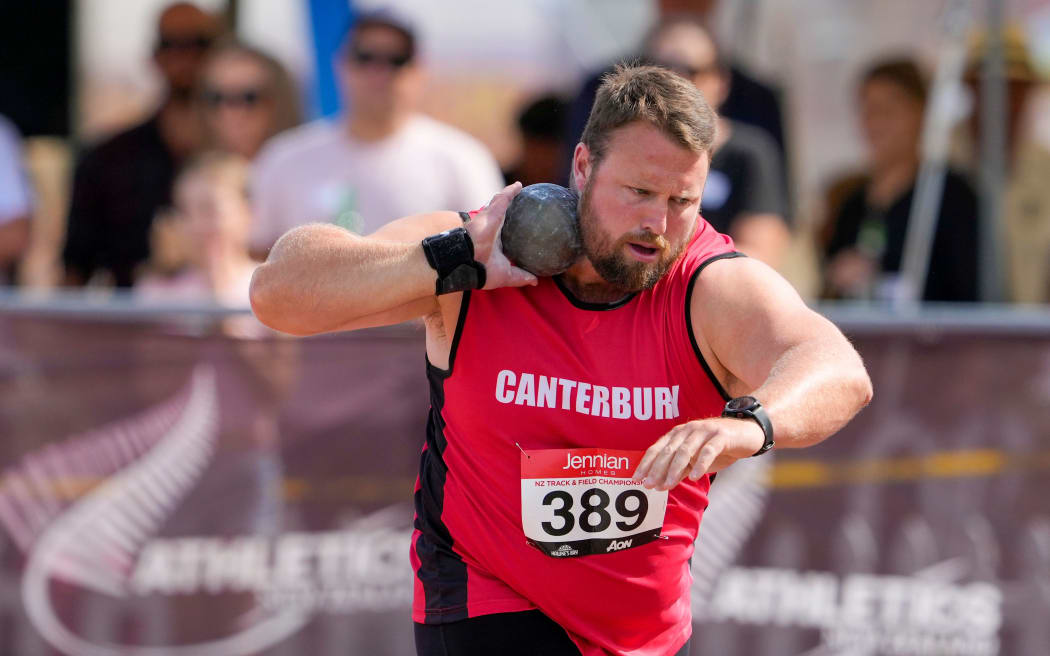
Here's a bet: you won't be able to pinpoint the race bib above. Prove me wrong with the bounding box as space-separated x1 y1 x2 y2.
520 447 668 557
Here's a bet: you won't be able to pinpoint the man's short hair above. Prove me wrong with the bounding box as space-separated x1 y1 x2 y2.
580 63 717 165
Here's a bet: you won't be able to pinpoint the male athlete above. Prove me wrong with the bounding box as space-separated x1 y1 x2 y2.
250 65 872 656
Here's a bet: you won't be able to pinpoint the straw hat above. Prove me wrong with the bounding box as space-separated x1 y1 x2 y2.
966 24 1038 81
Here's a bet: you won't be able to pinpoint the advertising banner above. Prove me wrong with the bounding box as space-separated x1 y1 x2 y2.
1 314 1047 655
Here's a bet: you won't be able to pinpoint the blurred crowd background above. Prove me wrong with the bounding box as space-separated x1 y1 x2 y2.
3 0 1050 314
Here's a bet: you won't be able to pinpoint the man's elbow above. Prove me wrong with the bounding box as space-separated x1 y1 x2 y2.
249 264 278 329
249 264 309 336
850 363 874 411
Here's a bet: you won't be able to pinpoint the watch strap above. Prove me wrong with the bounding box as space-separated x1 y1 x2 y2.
722 397 775 457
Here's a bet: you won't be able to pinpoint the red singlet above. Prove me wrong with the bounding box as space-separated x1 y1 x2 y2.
411 219 739 655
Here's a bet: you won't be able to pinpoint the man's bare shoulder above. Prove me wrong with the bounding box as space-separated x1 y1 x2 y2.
691 255 802 303
690 255 819 349
690 255 843 391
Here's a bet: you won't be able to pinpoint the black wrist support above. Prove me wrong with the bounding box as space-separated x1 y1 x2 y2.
421 227 487 295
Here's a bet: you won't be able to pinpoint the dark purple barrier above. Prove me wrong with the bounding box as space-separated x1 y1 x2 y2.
0 312 1047 656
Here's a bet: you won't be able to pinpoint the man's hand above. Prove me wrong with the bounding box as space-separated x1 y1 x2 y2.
631 417 766 491
465 182 539 290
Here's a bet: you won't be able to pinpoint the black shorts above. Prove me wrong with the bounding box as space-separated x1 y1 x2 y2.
414 610 691 656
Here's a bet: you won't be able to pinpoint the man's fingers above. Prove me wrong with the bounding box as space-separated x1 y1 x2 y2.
632 435 670 483
640 429 688 489
663 431 706 489
689 440 723 480
503 265 538 287
635 420 748 490
485 182 522 219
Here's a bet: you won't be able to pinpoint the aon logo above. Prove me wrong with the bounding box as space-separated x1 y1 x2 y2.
606 539 633 552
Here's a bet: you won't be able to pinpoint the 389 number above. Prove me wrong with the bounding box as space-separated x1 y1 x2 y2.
540 488 649 536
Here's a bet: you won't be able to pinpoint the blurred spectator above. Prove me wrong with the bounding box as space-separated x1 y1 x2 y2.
0 114 32 284
138 151 256 307
249 9 503 257
197 40 301 160
137 151 266 339
563 0 787 187
960 27 1050 304
62 2 221 287
822 58 978 303
503 94 568 186
646 16 790 267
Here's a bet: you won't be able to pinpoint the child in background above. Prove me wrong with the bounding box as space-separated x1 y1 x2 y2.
138 151 264 336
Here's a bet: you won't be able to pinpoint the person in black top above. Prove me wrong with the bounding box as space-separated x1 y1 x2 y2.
645 16 790 267
62 3 220 287
822 58 978 303
503 94 569 188
562 2 787 200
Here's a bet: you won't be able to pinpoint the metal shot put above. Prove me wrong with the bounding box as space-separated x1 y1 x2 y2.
251 64 872 656
501 183 582 277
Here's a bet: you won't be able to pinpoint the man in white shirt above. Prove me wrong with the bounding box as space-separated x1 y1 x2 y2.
0 114 32 284
249 9 504 257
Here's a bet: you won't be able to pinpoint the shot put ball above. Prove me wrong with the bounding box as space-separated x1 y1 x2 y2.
501 183 582 277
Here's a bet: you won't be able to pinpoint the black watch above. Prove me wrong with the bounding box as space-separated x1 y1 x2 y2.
722 395 774 457
421 227 487 295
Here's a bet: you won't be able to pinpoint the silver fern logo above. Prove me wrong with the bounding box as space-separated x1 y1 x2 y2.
0 366 411 656
691 455 773 618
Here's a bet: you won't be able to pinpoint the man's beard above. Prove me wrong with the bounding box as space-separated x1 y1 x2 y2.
577 180 688 293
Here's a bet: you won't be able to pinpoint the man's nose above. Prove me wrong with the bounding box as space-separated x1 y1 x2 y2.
638 204 668 235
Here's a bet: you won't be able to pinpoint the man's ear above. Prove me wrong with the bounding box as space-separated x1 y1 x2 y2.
572 142 592 192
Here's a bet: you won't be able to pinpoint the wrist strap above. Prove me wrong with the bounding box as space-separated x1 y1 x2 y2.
421 227 487 295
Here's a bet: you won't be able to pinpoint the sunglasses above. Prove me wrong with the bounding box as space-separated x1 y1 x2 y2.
158 35 213 52
349 48 413 70
201 87 267 109
654 60 720 79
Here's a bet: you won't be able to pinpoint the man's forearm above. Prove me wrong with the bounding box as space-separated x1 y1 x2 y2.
750 327 872 450
249 223 437 336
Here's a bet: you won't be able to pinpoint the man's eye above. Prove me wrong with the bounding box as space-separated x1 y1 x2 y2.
672 197 690 205
632 188 650 196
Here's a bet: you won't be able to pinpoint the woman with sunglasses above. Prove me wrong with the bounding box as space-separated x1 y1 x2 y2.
196 40 301 161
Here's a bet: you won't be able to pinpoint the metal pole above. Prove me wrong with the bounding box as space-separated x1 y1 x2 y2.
226 0 240 33
895 0 973 310
978 0 1007 302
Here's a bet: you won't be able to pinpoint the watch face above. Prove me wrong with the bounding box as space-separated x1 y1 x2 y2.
727 395 758 412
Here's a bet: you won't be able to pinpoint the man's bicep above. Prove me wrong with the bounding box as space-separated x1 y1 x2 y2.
691 257 828 390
